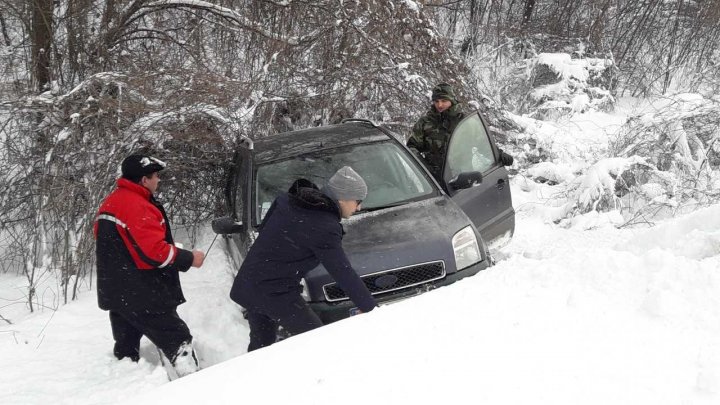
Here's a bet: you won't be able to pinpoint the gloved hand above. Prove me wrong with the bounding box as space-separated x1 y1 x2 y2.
498 148 514 166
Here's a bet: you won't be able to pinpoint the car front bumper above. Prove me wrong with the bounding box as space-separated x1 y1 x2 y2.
309 258 489 324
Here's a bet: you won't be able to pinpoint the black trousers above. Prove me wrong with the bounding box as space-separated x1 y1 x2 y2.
109 308 192 362
246 297 323 352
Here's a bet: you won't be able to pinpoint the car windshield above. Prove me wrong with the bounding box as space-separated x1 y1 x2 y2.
254 141 436 224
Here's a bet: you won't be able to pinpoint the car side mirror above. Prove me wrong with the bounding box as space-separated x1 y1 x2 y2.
448 171 483 190
498 149 514 166
212 216 243 235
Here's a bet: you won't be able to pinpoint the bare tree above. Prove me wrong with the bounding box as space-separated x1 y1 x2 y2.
31 0 53 91
1 0 477 308
521 0 536 28
4 0 718 309
0 10 13 46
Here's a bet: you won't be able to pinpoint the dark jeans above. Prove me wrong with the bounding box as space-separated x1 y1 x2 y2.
246 297 323 352
109 308 192 362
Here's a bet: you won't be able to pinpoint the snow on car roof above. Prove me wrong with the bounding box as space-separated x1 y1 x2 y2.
251 122 391 163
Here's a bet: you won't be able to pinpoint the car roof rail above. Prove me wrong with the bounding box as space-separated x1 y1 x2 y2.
341 118 380 127
238 134 254 150
341 118 405 143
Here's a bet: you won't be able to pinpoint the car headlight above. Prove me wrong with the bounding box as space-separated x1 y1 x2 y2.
452 226 482 270
300 278 310 301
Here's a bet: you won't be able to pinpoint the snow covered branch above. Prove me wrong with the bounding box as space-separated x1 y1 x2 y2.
142 0 316 46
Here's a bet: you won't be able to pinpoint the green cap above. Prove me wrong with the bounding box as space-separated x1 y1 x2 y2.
431 82 456 102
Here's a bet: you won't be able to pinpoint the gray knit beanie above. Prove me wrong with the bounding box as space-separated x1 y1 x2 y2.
324 166 368 201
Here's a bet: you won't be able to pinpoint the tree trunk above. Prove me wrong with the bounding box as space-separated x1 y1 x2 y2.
663 0 684 94
0 11 12 46
521 0 536 28
66 0 90 83
461 0 478 55
31 0 53 91
588 0 612 53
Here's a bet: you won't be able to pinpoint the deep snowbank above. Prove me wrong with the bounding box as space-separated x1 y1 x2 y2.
1 197 719 405
126 204 720 405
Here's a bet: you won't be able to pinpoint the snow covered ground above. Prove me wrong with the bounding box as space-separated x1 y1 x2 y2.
1 98 719 404
2 196 718 404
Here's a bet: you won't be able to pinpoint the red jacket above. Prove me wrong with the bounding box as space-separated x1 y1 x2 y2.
95 178 182 269
94 178 194 311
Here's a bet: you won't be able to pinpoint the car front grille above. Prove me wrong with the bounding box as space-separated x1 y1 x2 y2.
323 260 446 302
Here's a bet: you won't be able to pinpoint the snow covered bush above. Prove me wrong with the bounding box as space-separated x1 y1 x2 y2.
568 156 649 217
528 53 616 120
0 0 487 307
461 40 618 173
520 156 652 226
610 94 720 220
514 93 720 226
0 72 234 308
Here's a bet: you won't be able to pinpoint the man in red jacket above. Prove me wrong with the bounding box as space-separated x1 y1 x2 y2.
94 154 205 379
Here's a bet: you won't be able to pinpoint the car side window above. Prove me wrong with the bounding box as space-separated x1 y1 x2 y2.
443 113 494 183
256 172 284 223
232 155 245 222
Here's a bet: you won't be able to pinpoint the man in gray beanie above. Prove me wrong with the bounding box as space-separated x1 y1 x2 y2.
230 166 376 351
321 166 368 218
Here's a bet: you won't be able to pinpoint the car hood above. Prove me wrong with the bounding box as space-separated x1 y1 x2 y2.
343 196 471 254
303 196 481 300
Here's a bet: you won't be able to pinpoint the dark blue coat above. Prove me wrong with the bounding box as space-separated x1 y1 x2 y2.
230 186 376 314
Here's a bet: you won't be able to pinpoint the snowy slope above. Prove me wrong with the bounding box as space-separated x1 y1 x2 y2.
124 204 720 405
1 199 719 405
0 227 248 404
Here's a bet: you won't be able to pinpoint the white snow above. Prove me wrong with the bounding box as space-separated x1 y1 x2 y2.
401 0 421 13
526 161 576 184
1 98 719 404
4 199 717 405
529 53 616 117
535 53 589 82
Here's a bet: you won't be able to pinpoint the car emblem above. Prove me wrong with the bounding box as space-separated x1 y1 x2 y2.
374 274 398 289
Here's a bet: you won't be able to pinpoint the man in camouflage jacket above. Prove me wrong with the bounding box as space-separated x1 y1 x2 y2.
407 82 466 180
408 82 514 181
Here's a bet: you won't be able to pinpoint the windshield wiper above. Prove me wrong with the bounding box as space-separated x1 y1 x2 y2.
360 201 409 213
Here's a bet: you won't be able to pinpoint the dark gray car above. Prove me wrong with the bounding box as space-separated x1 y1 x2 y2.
213 113 514 323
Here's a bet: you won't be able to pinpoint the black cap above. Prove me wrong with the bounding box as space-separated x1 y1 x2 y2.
121 154 166 182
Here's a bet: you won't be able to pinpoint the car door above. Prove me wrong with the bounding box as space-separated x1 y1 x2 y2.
441 112 515 245
224 147 252 269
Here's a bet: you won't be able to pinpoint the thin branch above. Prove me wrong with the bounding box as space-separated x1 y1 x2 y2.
143 0 317 46
0 312 13 325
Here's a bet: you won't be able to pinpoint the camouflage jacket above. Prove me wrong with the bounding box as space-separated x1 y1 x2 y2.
407 104 466 176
